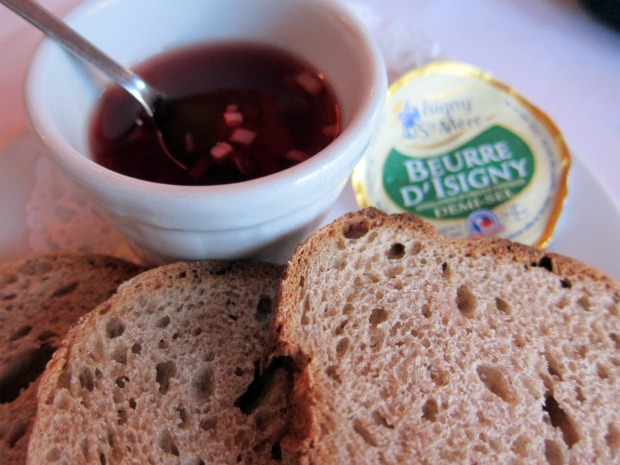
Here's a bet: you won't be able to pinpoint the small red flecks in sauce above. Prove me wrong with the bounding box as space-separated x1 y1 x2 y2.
89 42 341 185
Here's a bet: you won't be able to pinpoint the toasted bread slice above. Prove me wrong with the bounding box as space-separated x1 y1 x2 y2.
266 208 620 465
0 252 144 465
27 260 289 465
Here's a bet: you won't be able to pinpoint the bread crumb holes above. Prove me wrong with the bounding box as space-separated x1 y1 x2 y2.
336 338 350 357
51 281 79 299
45 447 61 462
369 410 391 430
325 365 341 384
606 422 620 456
456 285 477 319
421 303 432 318
200 417 217 431
476 364 517 404
352 419 378 447
9 325 32 341
369 307 389 326
578 294 592 311
255 295 273 323
105 317 125 339
597 364 611 381
192 363 215 401
495 297 512 315
544 439 565 465
111 345 128 365
410 241 423 255
79 367 95 392
156 361 177 394
422 398 438 422
441 262 452 280
386 243 405 259
544 352 563 380
158 428 180 456
342 220 369 239
156 315 171 328
543 394 579 448
511 434 530 457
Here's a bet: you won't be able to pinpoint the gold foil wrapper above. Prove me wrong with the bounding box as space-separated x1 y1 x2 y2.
353 61 571 248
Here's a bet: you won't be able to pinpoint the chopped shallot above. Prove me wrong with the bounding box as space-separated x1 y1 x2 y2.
210 141 234 163
224 109 244 127
294 70 324 95
285 149 309 163
230 127 257 145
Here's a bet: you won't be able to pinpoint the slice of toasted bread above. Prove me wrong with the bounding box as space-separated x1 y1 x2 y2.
0 252 144 465
265 208 620 465
27 260 289 465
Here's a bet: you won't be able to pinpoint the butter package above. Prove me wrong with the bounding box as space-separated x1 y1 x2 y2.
352 61 570 248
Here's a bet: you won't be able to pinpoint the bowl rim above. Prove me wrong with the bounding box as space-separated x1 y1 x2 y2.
24 0 387 203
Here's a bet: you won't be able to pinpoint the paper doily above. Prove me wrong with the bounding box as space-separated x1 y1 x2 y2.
26 158 139 262
342 1 443 83
24 3 443 262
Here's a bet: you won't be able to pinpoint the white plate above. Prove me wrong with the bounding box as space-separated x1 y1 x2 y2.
544 155 620 280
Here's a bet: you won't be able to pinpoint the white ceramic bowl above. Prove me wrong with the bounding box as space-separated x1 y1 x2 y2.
25 0 387 264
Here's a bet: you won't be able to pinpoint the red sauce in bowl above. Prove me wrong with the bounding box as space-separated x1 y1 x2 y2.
89 42 341 185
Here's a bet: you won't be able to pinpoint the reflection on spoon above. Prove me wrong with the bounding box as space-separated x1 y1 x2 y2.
0 0 191 169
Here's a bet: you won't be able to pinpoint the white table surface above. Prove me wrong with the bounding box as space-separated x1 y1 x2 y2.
1 0 619 275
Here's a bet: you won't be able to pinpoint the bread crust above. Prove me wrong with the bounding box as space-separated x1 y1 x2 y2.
266 208 620 465
0 252 144 465
27 260 288 465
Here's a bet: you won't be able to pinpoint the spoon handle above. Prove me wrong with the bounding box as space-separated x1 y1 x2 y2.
0 0 159 115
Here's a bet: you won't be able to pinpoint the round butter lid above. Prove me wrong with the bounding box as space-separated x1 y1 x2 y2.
352 61 571 248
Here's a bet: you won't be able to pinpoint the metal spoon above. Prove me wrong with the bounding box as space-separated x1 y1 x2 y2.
1 0 190 169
